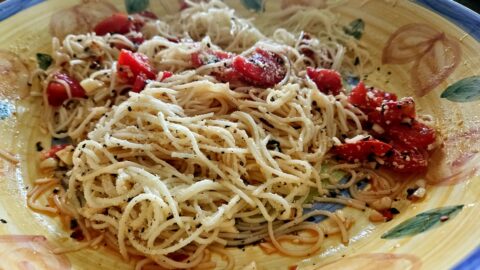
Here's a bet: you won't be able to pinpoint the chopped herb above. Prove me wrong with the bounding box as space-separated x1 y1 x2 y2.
343 18 365 40
35 142 44 151
390 208 400 214
0 219 6 224
354 57 360 66
70 219 78 230
266 139 282 152
36 53 53 70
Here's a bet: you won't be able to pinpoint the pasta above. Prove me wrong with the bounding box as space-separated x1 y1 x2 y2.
28 1 434 269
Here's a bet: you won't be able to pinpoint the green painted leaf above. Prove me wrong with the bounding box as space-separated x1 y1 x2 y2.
381 205 464 239
125 0 150 14
36 53 52 70
241 0 264 12
440 76 480 102
343 18 365 40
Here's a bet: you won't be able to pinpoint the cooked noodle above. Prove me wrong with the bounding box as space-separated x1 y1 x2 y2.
27 1 421 269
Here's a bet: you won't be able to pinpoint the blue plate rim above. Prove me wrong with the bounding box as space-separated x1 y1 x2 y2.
412 0 480 41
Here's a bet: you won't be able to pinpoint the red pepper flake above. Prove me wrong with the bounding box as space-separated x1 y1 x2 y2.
380 209 394 221
41 144 69 160
440 215 449 222
288 265 297 270
70 230 84 241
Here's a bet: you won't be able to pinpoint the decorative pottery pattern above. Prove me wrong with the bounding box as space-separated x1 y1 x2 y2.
0 0 478 269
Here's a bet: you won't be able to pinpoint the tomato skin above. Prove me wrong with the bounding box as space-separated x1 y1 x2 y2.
42 144 69 159
387 121 436 149
117 49 156 84
306 67 342 95
94 13 132 36
232 48 286 88
333 138 392 162
47 73 86 106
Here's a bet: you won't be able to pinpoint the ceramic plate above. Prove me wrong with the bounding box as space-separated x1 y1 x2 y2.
0 0 479 269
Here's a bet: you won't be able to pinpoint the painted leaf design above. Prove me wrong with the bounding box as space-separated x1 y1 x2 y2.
381 205 464 239
125 0 150 14
411 35 461 96
0 51 29 99
0 235 71 269
50 0 118 39
440 76 480 102
36 53 53 70
382 23 442 65
344 19 365 40
241 0 264 12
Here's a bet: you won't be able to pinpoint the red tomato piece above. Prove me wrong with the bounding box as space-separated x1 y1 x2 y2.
232 48 286 88
47 73 86 106
191 49 233 68
333 138 392 162
384 143 428 173
132 71 172 93
42 144 69 159
94 13 132 36
387 121 436 150
306 67 343 95
379 209 394 221
132 73 148 93
348 81 368 107
348 82 397 112
381 97 416 124
366 97 416 126
118 49 156 83
161 71 173 81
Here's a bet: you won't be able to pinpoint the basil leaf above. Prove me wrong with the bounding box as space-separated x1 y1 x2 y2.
344 18 365 40
36 53 53 70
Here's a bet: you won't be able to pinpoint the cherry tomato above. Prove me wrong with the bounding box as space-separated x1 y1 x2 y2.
117 49 156 83
306 67 343 95
47 73 86 106
232 48 286 88
94 13 133 36
387 121 436 149
333 138 392 162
